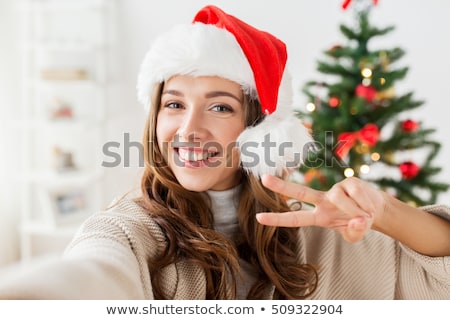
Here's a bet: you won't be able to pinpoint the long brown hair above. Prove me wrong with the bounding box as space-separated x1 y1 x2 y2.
136 82 317 299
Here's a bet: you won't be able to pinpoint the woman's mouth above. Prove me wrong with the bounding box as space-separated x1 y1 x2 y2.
176 147 219 166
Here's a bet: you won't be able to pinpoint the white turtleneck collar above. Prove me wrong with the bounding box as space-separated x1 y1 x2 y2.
205 184 241 240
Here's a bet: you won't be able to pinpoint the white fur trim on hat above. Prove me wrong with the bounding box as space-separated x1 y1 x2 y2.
137 23 257 110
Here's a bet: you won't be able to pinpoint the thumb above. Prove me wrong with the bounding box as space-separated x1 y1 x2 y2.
342 216 369 243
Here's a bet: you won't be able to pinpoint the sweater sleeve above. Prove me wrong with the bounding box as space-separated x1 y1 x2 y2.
299 204 450 299
395 204 450 299
0 236 146 299
0 199 164 299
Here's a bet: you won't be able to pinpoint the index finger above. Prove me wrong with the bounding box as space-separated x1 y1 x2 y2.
261 174 323 205
256 210 316 227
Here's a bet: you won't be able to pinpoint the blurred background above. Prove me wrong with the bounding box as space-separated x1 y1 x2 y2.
0 0 449 268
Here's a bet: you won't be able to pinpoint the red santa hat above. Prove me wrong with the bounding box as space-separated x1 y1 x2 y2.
137 5 311 177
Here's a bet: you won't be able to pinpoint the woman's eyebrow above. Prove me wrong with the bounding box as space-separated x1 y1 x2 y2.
162 89 242 103
205 91 242 103
162 89 183 97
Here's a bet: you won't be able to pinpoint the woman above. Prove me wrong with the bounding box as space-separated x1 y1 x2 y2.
1 5 449 299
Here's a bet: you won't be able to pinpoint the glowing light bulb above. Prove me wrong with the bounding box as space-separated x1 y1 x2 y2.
306 102 316 112
361 68 373 78
344 168 355 177
360 164 370 174
371 152 380 161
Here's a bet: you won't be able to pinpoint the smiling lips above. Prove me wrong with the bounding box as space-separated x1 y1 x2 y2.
177 147 219 163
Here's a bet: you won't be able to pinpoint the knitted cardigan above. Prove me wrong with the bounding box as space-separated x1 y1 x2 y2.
0 198 449 299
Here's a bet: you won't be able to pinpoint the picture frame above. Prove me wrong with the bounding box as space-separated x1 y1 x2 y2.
38 186 88 226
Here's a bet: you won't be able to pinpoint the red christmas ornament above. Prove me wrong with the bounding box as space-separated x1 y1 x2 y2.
399 161 420 179
328 96 340 108
342 0 379 10
355 84 377 102
401 119 419 132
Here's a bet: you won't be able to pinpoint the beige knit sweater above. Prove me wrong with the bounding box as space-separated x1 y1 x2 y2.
0 197 449 299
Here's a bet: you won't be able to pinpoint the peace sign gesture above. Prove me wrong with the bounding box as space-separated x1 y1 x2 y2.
256 174 386 243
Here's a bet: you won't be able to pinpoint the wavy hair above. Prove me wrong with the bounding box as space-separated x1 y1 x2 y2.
136 82 317 299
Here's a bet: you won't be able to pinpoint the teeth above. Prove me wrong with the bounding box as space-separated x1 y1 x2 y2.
178 149 216 161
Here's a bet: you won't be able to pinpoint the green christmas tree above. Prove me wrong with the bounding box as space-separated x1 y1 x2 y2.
297 0 449 206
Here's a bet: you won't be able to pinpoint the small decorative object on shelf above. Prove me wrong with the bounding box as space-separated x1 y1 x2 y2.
53 189 87 216
38 185 87 226
52 146 77 172
49 98 74 120
40 68 88 81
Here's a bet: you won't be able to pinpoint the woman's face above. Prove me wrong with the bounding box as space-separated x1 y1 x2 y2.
156 75 245 191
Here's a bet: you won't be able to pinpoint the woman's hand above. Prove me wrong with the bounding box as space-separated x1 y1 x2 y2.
256 174 387 243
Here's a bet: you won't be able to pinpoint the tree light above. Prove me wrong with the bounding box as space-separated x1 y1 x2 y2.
360 164 370 174
344 168 355 177
306 102 316 112
361 67 373 78
371 152 380 161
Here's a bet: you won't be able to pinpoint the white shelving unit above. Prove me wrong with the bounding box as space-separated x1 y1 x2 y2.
17 0 115 261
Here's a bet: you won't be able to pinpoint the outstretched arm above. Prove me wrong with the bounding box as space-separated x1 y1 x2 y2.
256 174 450 257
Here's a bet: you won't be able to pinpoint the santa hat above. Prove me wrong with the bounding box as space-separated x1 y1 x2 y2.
137 5 311 177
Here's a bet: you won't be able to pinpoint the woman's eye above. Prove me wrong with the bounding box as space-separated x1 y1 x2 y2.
212 105 232 112
165 102 182 109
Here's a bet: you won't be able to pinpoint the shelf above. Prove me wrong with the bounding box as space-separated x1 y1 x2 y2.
18 0 114 261
34 79 105 90
27 169 105 187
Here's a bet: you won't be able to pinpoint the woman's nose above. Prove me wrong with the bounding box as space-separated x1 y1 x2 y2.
177 108 206 140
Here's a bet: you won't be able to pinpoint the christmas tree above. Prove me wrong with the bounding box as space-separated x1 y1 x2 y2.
297 0 449 206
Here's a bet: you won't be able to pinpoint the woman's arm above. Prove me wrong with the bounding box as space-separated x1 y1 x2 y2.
256 174 450 256
372 192 450 257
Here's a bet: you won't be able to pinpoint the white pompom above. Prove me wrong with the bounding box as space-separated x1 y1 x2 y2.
237 112 312 177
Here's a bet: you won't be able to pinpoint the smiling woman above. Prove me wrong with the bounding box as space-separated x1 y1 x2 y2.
0 4 449 300
156 75 245 191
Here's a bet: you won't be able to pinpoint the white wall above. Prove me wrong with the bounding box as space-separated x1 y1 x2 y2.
1 0 449 266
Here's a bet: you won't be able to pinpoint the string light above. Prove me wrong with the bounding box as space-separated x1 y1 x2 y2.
361 67 372 78
371 152 380 161
306 102 316 112
344 168 355 177
359 164 370 174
